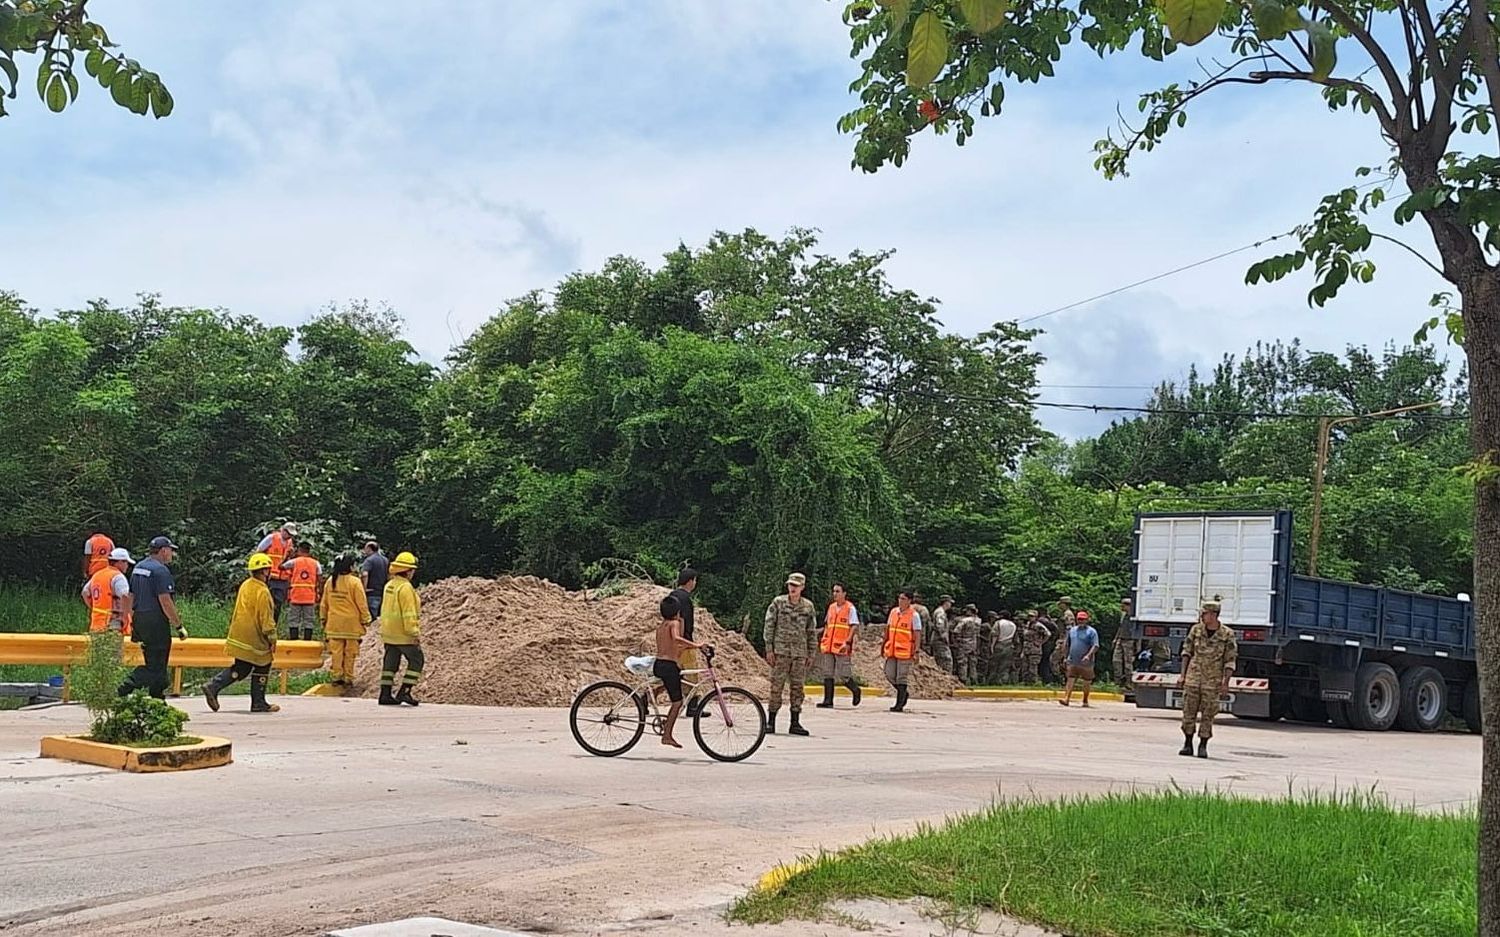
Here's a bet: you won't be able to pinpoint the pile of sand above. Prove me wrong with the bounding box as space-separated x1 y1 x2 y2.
351 577 769 706
850 624 961 698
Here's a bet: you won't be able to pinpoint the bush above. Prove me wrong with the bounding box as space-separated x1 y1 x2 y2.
72 631 127 723
91 690 190 746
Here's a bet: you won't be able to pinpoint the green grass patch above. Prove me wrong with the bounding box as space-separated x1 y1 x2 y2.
729 790 1476 937
107 735 204 749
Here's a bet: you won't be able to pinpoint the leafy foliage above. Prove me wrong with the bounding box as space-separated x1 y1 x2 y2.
70 630 125 722
91 690 189 746
0 0 169 119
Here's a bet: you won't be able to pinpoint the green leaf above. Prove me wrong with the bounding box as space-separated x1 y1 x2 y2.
0 55 16 95
128 76 150 115
96 55 118 85
149 82 173 118
109 68 132 107
877 0 911 28
44 73 65 112
959 0 1009 33
1249 0 1298 39
84 48 103 78
35 58 48 98
1157 0 1226 46
906 11 948 88
1306 21 1337 80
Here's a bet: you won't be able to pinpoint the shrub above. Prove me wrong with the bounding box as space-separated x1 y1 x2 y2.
72 631 127 724
91 691 190 746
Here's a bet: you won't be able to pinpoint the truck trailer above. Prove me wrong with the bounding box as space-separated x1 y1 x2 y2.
1126 510 1480 734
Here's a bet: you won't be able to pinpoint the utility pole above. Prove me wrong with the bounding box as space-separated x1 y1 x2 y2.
1308 401 1445 576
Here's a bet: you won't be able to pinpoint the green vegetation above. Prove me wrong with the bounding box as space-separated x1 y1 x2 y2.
90 689 189 746
730 791 1476 937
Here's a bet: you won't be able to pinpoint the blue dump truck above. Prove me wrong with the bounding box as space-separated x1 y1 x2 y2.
1127 510 1481 733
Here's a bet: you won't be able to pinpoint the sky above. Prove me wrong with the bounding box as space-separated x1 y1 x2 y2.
0 1 1463 437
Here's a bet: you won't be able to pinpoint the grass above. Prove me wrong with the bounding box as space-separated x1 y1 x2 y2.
106 735 204 749
729 790 1477 937
0 586 324 697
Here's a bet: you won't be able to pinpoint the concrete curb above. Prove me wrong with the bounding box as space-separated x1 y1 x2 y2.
802 684 887 697
40 734 233 772
953 688 1127 702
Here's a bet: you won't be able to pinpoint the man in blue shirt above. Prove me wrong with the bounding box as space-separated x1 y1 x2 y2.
118 536 186 699
360 541 389 619
1058 610 1099 708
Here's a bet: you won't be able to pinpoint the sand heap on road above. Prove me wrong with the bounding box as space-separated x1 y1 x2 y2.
352 577 958 704
351 577 769 706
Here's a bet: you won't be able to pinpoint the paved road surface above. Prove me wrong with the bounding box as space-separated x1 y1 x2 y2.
0 697 1480 936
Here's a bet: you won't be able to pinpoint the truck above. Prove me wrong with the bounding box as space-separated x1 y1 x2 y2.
1127 510 1481 734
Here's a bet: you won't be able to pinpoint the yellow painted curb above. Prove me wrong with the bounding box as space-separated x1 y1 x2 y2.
40 735 233 773
802 684 886 697
953 688 1127 702
756 859 811 893
302 682 346 697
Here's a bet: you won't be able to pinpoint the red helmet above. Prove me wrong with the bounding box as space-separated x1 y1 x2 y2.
1076 610 1091 622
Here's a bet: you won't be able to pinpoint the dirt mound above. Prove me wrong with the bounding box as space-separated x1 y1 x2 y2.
352 578 769 706
850 624 960 699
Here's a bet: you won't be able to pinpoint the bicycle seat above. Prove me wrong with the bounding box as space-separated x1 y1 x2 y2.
624 655 656 676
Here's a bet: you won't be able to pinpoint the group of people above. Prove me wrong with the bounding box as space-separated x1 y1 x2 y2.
78 525 429 713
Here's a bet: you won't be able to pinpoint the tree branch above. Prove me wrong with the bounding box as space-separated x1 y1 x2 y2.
1396 1 1428 129
1315 0 1411 127
1465 0 1500 149
1247 69 1399 136
1371 232 1448 278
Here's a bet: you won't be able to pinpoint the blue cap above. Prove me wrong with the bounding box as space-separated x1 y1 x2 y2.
149 536 179 551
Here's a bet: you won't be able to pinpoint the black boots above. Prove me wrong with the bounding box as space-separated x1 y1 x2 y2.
1179 733 1194 756
767 711 777 734
890 685 909 712
788 713 810 736
1197 738 1209 759
395 687 419 707
378 686 398 706
846 679 862 707
249 675 280 713
203 670 228 712
816 679 835 708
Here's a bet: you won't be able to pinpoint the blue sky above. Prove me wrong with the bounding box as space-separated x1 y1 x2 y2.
0 1 1459 437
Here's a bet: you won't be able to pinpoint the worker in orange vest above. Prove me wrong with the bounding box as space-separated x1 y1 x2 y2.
881 590 923 713
82 532 114 581
81 547 133 635
255 521 299 622
814 582 862 709
280 540 322 641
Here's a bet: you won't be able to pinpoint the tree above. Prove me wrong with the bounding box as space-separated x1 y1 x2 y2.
837 1 1499 919
0 0 170 119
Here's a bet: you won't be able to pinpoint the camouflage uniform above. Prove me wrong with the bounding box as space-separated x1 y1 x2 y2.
918 602 949 672
988 617 1016 684
764 592 817 715
1018 615 1051 684
951 613 980 684
975 619 994 686
1180 620 1238 740
1048 605 1076 683
1112 620 1139 692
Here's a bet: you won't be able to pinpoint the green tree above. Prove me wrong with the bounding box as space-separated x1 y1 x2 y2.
0 0 170 118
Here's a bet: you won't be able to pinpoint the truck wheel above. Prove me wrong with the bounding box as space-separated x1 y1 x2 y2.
1328 700 1353 729
1395 666 1446 732
1348 662 1400 731
1463 679 1482 734
1288 695 1327 724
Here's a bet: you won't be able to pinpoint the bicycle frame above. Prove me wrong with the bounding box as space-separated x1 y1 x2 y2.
635 649 737 729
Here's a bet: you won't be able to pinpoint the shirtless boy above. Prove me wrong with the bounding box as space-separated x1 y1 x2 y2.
654 594 704 748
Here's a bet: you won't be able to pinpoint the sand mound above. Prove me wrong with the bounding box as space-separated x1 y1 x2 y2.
849 624 961 698
351 578 769 706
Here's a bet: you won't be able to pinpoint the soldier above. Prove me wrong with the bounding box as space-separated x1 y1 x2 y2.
951 605 980 684
976 614 995 686
913 592 941 671
764 572 817 737
1018 610 1051 684
1179 600 1238 758
1047 595 1077 684
1113 596 1139 696
930 595 955 674
989 611 1017 684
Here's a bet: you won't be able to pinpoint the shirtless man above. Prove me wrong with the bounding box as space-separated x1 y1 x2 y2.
654 594 704 749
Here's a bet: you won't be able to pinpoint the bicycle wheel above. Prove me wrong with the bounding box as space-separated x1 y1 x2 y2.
693 686 767 763
570 680 647 757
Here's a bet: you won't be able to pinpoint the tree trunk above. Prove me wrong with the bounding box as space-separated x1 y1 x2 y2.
1465 267 1500 937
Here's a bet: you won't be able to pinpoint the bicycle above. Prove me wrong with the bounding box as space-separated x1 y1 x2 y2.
569 645 767 762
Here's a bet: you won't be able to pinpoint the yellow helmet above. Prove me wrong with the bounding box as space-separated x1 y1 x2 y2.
247 552 273 572
390 551 418 572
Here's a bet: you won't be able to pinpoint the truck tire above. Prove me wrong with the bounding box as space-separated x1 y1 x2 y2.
1395 666 1446 733
1288 695 1327 724
1348 662 1400 731
1464 679 1483 735
1328 700 1353 728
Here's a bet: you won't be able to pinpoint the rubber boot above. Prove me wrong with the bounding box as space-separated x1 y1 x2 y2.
846 679 862 707
1197 738 1209 759
1179 733 1194 756
395 686 420 707
816 679 835 708
891 685 908 712
250 674 281 713
788 712 810 736
304 627 316 642
767 711 778 734
378 686 398 706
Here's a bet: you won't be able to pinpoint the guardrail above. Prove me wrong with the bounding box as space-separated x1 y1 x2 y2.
0 634 326 700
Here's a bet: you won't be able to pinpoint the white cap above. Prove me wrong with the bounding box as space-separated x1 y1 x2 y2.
283 522 299 535
108 547 133 563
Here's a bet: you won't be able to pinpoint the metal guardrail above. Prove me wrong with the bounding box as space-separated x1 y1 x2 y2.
0 634 326 699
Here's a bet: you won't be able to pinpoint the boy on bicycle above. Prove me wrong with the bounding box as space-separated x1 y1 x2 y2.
654 594 703 749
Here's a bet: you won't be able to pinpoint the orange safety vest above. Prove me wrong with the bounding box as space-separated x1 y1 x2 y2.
266 531 293 581
84 533 113 577
288 556 319 605
85 567 129 634
820 601 856 655
883 607 916 661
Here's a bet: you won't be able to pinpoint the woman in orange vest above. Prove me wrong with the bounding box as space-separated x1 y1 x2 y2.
81 547 133 635
281 541 322 641
815 582 862 709
882 590 923 713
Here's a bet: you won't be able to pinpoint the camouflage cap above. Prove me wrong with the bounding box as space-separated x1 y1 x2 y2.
940 594 954 603
786 572 807 587
1058 595 1072 603
1201 600 1222 612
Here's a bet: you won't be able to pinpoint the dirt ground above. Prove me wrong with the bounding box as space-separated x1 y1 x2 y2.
0 696 1480 937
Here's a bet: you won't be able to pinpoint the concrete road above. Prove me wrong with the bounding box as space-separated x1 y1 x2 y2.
0 697 1479 937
